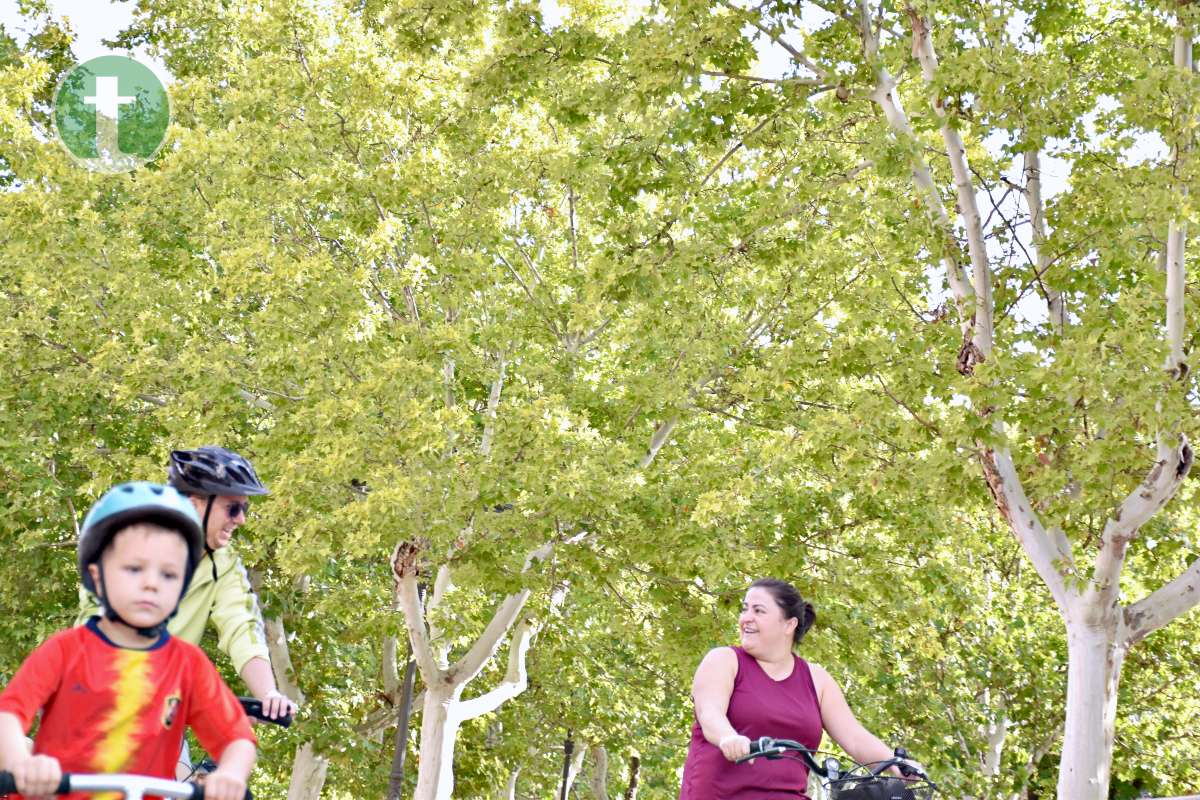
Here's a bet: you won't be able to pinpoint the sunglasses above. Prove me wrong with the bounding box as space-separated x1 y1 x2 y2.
224 500 251 519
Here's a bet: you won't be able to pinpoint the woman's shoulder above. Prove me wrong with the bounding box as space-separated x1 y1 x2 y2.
696 645 741 675
802 660 837 696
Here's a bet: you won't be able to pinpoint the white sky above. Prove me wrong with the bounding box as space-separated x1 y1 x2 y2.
0 0 171 84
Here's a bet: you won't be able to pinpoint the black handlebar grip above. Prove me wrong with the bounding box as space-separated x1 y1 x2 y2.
238 698 293 728
189 784 254 799
0 771 72 795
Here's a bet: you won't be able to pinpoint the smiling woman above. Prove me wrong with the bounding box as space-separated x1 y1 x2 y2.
680 578 912 800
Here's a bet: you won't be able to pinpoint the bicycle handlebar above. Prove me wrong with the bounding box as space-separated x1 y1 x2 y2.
0 770 252 799
734 738 930 782
238 696 293 728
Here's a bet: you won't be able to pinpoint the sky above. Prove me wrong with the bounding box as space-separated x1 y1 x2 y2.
0 0 171 84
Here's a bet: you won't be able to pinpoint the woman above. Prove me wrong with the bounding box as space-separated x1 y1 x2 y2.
680 578 907 799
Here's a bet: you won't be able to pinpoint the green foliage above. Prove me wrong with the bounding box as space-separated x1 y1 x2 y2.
4 0 1200 797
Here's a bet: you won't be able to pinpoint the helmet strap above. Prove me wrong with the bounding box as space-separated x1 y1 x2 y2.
95 563 170 640
202 495 218 583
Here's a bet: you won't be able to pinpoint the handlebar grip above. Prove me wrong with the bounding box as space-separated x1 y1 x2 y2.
0 771 72 795
189 783 253 799
238 697 293 728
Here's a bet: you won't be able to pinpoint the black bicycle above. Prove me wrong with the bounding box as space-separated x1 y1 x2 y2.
734 737 938 800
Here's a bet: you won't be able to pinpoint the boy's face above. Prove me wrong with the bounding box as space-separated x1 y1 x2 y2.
189 493 249 551
88 525 189 630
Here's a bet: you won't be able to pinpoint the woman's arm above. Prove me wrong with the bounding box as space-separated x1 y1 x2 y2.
692 647 749 761
810 663 895 766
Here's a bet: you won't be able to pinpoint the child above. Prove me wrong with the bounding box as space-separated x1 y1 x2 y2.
0 482 256 799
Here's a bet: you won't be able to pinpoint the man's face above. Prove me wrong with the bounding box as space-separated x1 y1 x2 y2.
191 494 250 550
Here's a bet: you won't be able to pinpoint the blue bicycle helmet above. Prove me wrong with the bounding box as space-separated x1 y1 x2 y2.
78 482 204 637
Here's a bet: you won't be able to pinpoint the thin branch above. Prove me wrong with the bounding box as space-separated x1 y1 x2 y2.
700 69 824 86
873 374 940 435
700 113 779 189
908 5 993 357
480 356 507 458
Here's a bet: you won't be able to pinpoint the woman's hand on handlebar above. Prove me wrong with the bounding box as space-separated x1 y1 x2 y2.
10 753 62 799
718 733 751 762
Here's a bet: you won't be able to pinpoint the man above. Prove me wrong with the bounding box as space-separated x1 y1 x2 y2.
78 447 299 727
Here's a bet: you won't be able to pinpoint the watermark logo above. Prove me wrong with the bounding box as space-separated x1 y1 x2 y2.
53 56 170 173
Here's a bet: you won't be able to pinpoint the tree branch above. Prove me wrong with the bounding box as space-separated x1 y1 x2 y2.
480 356 507 457
453 614 537 720
700 69 824 86
1022 149 1065 333
868 45 969 331
1165 26 1193 379
1090 436 1194 609
979 448 1072 610
1125 556 1200 647
447 590 531 687
908 6 993 357
393 570 443 685
639 417 678 469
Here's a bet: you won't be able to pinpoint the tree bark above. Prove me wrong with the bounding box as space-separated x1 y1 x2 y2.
1056 610 1127 800
623 755 639 800
589 744 608 799
286 742 328 800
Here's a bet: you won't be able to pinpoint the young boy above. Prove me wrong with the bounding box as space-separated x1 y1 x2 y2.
0 482 256 800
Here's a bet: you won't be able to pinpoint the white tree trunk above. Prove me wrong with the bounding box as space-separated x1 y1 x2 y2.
589 744 608 799
413 684 462 800
502 768 519 800
286 742 328 800
1056 609 1127 800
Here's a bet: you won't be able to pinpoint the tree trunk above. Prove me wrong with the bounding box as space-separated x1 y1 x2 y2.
286 742 328 800
1056 612 1126 800
623 755 639 800
413 684 461 800
501 768 519 800
589 744 608 799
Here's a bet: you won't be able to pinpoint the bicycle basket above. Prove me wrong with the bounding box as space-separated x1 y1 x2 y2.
829 775 935 800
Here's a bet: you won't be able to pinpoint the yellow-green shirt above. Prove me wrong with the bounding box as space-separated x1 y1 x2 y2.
76 545 270 675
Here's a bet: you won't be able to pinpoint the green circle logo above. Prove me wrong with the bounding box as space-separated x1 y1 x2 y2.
53 56 170 173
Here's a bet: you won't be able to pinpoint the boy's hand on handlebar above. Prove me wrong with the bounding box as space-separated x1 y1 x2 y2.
201 767 247 800
718 733 751 762
259 689 298 721
12 753 62 799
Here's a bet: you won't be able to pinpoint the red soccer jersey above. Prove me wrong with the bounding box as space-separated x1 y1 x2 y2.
0 619 255 799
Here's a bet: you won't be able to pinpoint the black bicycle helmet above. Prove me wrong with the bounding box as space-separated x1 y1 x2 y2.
167 446 269 496
78 482 205 637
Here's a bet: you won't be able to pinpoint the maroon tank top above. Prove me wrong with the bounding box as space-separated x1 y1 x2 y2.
679 647 823 800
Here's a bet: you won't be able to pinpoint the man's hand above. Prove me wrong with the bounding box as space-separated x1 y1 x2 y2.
259 688 298 721
201 767 246 800
12 752 62 799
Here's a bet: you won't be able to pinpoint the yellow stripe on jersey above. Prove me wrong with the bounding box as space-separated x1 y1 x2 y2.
92 649 153 774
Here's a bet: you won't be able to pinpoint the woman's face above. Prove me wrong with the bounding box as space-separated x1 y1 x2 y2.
738 586 797 653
